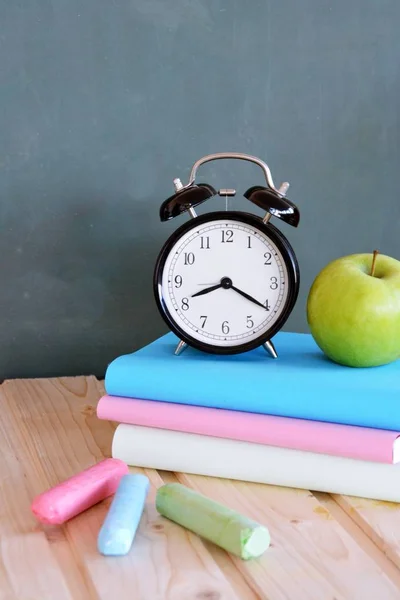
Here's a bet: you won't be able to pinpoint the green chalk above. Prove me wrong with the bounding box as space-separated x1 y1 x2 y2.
156 483 270 560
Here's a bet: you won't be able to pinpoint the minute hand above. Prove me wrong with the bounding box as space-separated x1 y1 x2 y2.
230 285 267 309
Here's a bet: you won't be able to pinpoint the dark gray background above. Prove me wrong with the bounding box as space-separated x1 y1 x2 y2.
1 0 399 379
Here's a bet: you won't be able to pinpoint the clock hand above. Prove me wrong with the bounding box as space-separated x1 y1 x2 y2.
191 283 222 298
230 285 267 309
192 276 232 297
192 276 267 309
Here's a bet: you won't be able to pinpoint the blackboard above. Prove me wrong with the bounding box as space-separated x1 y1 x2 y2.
1 0 399 378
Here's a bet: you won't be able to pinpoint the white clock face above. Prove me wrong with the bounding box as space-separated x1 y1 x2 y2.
159 218 291 347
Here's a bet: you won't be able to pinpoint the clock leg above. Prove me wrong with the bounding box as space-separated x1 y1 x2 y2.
262 340 278 359
174 340 188 356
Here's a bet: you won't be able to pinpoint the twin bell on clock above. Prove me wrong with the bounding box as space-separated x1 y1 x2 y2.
153 152 300 359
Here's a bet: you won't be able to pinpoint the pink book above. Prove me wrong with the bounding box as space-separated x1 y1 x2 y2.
97 395 400 464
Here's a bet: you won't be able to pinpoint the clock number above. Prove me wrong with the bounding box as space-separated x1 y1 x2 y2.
270 277 278 290
221 320 230 334
247 236 252 248
200 315 207 328
246 315 254 329
200 236 210 249
174 275 182 288
264 252 272 265
184 252 195 265
181 297 189 311
264 299 271 311
221 230 233 243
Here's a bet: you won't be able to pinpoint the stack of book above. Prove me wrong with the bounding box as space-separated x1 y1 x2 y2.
97 331 400 502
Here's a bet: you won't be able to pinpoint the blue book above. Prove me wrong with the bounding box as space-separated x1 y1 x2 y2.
104 331 400 431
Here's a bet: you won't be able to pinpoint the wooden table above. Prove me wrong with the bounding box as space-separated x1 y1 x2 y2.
2 377 400 600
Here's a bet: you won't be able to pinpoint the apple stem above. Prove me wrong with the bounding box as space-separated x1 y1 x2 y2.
370 250 379 277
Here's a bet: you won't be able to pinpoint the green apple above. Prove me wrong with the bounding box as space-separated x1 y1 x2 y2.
306 252 400 367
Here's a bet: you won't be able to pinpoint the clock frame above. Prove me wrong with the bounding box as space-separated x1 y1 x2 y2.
152 152 301 358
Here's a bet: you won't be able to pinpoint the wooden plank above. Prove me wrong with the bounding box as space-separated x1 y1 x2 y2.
332 493 400 570
0 549 14 600
0 377 253 600
1 532 73 600
0 386 39 536
46 527 94 600
313 492 400 585
176 473 400 600
0 376 112 599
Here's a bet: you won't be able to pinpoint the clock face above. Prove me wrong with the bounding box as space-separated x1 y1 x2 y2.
154 212 299 353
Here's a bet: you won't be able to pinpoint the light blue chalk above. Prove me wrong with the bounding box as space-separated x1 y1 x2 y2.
97 473 150 556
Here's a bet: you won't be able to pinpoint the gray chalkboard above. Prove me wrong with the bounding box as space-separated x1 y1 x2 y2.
1 0 399 378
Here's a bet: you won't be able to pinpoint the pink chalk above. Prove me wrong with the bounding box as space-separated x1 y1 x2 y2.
31 458 129 525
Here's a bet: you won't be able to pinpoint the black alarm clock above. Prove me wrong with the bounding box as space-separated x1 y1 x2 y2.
153 152 300 358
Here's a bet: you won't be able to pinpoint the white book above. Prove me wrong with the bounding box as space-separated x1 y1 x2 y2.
112 423 400 503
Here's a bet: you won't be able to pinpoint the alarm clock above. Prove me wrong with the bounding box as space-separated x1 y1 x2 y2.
153 152 300 358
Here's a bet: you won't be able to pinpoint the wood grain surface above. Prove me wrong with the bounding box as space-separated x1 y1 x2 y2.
1 376 400 599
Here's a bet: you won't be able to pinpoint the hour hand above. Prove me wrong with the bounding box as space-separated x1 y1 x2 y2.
191 283 222 298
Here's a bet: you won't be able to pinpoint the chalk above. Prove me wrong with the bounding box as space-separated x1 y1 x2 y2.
156 483 270 560
31 458 129 525
97 473 150 556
